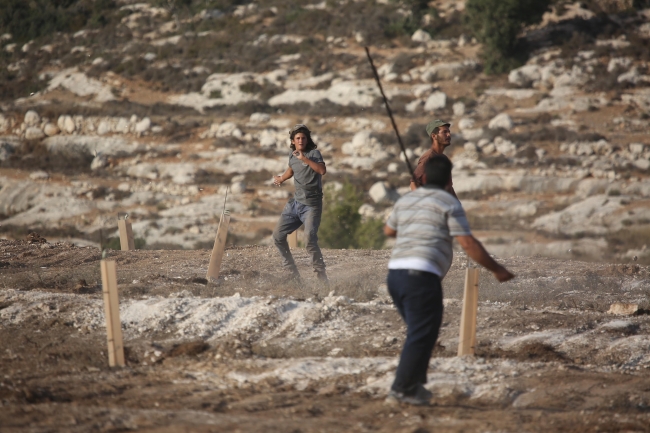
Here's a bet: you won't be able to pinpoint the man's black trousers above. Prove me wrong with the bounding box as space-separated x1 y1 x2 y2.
387 269 444 395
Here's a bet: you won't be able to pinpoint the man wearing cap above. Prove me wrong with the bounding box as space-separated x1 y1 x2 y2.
410 120 457 198
272 124 328 282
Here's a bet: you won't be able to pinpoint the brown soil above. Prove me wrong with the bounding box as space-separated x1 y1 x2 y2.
1 239 650 432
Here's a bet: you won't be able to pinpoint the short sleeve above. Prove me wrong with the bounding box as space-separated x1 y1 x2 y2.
288 154 293 167
309 150 324 164
448 203 472 236
386 206 398 230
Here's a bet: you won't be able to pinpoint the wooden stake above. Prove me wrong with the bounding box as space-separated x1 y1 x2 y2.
206 210 231 280
100 260 125 367
458 267 480 356
118 219 135 251
288 230 298 249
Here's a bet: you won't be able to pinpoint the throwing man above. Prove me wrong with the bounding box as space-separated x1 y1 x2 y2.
384 155 514 405
272 124 328 282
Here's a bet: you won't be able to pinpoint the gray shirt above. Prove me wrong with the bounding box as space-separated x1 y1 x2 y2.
289 149 324 207
386 186 471 278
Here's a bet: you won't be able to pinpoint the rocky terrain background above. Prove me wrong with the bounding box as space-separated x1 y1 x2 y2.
2 1 650 431
1 0 650 263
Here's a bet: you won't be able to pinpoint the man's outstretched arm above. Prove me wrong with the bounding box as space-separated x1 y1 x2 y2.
273 167 294 186
455 235 514 282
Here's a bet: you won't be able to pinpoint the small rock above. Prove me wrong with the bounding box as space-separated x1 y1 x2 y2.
29 170 49 180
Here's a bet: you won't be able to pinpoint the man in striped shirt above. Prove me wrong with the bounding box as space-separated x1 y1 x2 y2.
384 155 514 406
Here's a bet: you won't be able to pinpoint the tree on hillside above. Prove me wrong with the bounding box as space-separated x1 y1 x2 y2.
465 0 552 74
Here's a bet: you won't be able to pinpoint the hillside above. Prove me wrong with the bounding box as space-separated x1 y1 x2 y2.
0 0 649 263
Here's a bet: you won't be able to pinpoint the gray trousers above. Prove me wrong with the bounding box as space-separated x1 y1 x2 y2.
272 198 326 273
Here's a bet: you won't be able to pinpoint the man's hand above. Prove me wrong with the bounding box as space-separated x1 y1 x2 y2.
456 235 515 283
293 150 307 161
493 265 515 282
273 175 284 186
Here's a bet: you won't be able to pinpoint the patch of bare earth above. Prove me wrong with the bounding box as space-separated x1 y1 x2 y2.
1 239 649 432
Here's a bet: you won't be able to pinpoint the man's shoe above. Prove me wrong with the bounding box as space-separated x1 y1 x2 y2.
315 269 329 283
384 384 432 406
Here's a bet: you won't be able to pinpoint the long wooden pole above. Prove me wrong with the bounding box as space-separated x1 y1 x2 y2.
458 268 480 356
206 210 231 280
118 219 135 251
100 260 125 367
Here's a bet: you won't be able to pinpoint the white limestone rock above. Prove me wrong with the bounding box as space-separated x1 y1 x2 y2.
452 102 466 116
411 29 432 43
135 117 151 133
508 65 541 87
457 118 475 131
493 137 517 156
43 123 60 136
369 181 399 204
23 110 40 127
424 91 447 111
29 170 49 180
24 127 45 140
488 113 514 130
90 154 109 171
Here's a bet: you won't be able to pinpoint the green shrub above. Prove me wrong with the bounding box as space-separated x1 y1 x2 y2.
0 0 117 43
465 0 551 74
104 237 146 250
319 183 386 250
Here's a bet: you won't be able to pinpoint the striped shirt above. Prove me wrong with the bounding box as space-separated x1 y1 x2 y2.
386 185 471 278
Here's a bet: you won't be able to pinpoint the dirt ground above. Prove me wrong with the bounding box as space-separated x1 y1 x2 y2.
1 238 650 432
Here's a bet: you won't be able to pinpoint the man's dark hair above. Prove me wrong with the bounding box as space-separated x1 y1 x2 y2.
290 128 317 151
424 155 453 188
430 127 440 137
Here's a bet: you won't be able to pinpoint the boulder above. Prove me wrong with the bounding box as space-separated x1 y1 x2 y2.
452 102 466 116
57 115 75 134
405 99 424 113
488 113 514 130
43 123 60 136
369 181 399 204
23 110 40 127
0 114 10 132
249 112 270 124
342 131 383 157
424 91 447 111
508 65 541 87
29 170 49 180
457 118 475 131
607 57 632 73
411 29 432 44
24 127 45 140
493 137 517 156
135 117 151 133
97 120 111 135
90 154 109 170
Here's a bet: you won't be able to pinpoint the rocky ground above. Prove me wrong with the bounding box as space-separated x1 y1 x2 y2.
1 239 650 432
2 1 650 431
